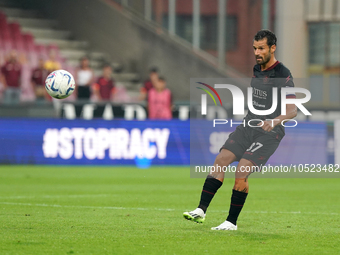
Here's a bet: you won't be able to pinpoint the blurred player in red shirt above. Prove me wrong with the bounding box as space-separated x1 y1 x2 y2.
31 58 49 101
93 64 115 101
139 67 159 101
0 50 22 104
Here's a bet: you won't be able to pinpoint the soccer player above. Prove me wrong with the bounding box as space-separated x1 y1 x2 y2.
93 64 116 101
183 30 298 230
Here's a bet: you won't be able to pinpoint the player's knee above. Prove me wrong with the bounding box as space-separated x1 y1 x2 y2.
215 152 233 167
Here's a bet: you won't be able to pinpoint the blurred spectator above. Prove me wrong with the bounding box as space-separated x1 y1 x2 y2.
147 77 173 119
44 50 61 73
93 64 115 101
31 58 48 101
139 67 159 101
76 57 95 100
0 50 22 104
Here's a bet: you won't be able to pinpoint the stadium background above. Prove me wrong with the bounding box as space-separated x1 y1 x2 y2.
0 0 339 254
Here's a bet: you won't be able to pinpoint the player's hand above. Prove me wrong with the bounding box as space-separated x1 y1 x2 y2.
258 120 275 132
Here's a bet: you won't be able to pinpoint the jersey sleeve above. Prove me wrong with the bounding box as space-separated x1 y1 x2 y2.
93 78 101 91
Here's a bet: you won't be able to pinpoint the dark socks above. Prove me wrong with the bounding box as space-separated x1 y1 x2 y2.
198 175 223 213
226 189 248 225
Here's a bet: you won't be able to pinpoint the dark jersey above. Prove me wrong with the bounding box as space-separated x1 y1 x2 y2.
244 61 296 140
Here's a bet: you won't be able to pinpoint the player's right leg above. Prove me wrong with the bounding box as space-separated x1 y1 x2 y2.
183 149 237 223
212 131 281 230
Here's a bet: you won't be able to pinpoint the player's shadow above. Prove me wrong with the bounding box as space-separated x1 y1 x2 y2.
230 231 287 241
181 223 288 241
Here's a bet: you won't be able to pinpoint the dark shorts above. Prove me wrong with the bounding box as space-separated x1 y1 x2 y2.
221 125 281 167
78 86 91 99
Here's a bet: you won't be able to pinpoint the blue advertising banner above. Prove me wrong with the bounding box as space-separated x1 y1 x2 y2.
0 119 329 166
0 119 190 166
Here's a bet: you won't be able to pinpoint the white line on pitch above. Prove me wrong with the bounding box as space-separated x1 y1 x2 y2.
0 202 338 215
0 194 111 199
0 202 174 211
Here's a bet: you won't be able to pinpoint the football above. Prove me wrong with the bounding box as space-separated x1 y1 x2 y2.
45 70 76 99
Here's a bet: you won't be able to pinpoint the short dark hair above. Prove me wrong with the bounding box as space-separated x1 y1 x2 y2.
254 29 277 47
149 67 158 73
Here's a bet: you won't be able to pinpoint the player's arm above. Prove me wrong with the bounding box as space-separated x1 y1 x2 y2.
0 67 7 89
260 67 297 132
110 80 116 101
260 103 297 132
89 70 95 86
93 83 102 101
139 87 147 101
111 87 116 100
1 75 7 89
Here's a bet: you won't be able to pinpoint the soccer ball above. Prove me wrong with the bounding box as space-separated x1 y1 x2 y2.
45 70 76 99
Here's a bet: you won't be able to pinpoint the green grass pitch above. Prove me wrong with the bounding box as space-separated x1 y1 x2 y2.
0 166 339 254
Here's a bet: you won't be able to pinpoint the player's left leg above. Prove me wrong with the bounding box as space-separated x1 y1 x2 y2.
211 158 253 230
184 125 250 224
183 149 237 223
